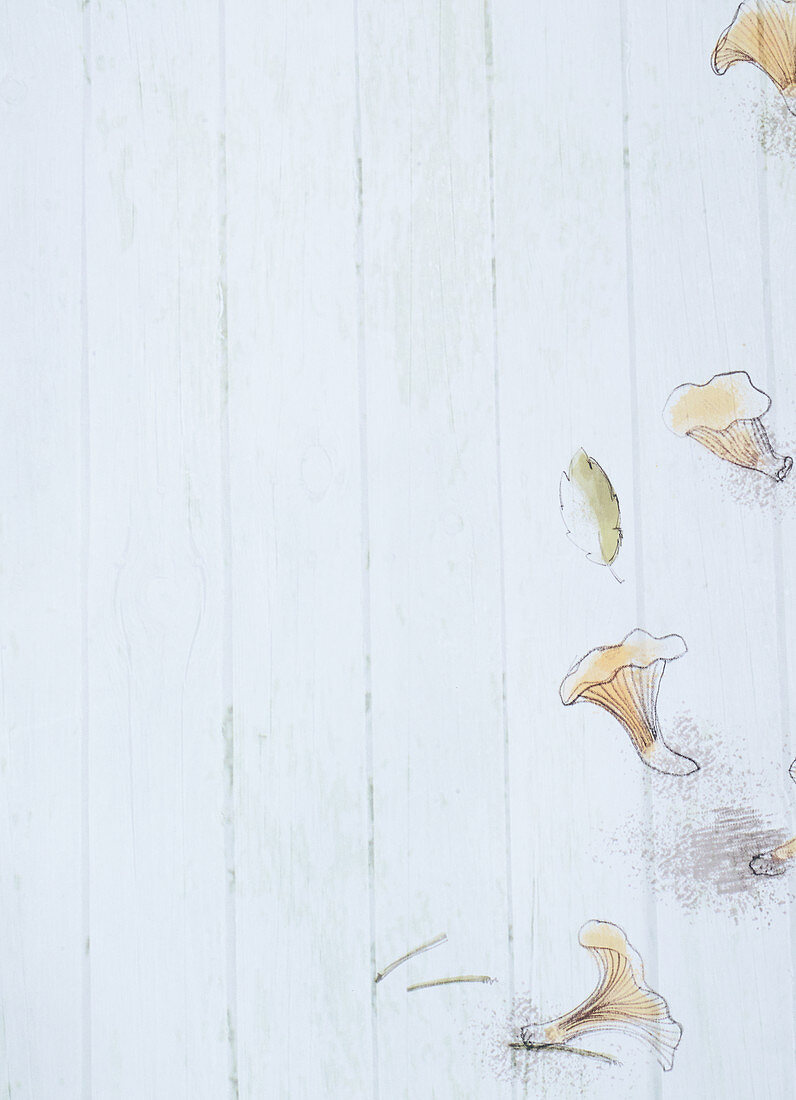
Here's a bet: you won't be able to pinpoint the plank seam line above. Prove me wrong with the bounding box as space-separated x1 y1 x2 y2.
218 1 239 1095
618 7 662 1098
352 0 380 1096
756 90 796 1087
80 4 93 1097
483 0 516 1029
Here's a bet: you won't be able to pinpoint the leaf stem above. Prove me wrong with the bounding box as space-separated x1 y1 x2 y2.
406 974 495 991
374 932 447 983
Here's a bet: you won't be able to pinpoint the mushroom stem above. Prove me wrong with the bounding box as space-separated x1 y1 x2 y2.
770 837 796 860
641 740 700 777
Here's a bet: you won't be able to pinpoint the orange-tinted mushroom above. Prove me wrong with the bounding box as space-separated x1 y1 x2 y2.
561 629 698 776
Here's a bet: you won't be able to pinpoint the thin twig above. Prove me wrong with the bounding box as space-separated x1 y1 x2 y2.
374 933 447 983
508 1041 619 1066
406 975 495 992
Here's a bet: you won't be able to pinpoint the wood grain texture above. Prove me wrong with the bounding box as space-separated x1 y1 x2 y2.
0 5 84 1096
760 54 796 1100
84 3 229 1095
225 1 373 1095
625 4 796 1096
2 0 796 1097
358 1 513 1094
491 2 661 1095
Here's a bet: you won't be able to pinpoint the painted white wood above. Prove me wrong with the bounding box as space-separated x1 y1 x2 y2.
83 3 229 1096
624 6 796 1098
2 0 796 1097
358 2 513 1095
761 65 796 1100
489 2 665 1096
0 5 84 1097
224 2 374 1096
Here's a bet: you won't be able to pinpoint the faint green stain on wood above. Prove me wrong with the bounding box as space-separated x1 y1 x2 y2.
223 705 234 788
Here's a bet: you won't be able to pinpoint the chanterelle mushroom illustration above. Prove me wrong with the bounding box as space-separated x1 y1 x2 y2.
712 0 796 115
560 629 699 776
750 837 796 875
663 371 792 482
520 921 683 1071
750 757 796 875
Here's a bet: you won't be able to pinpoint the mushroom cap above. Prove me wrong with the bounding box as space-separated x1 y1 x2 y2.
560 628 687 705
578 920 646 985
663 371 771 436
712 0 796 102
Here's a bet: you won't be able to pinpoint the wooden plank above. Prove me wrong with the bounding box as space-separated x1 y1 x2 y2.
224 1 374 1095
760 52 796 1100
357 1 513 1094
490 1 656 1095
0 5 84 1096
83 3 229 1095
3 1 796 1096
624 4 796 1097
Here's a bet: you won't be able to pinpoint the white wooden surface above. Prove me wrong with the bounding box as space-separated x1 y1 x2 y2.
2 1 796 1097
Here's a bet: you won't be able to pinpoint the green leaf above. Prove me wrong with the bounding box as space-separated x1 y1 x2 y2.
559 449 622 569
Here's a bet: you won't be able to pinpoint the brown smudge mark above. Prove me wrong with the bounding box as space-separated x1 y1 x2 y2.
653 805 790 906
594 713 796 922
759 92 796 158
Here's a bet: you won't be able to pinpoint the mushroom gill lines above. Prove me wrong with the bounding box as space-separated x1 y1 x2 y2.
687 418 785 477
552 946 679 1064
560 630 697 775
580 663 663 757
519 921 683 1071
713 0 796 99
